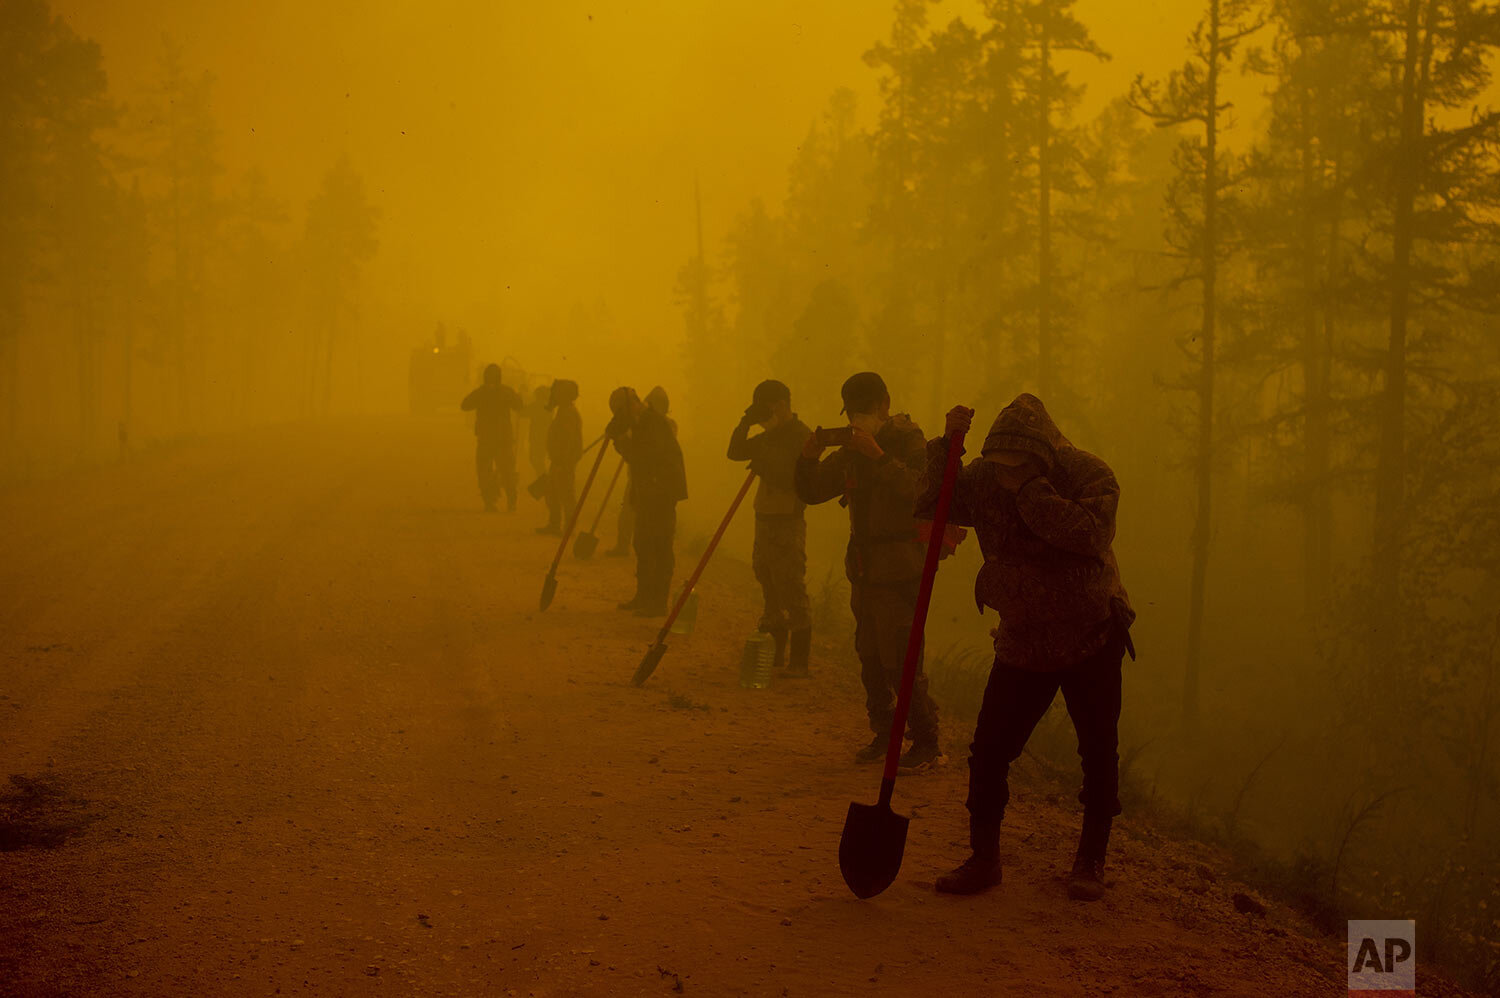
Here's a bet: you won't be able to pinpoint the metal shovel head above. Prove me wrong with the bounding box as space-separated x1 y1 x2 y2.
539 572 558 612
839 799 909 899
573 531 599 560
632 641 668 687
527 472 549 500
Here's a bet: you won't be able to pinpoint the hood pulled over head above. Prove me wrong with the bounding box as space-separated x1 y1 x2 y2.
981 393 1066 468
548 379 579 408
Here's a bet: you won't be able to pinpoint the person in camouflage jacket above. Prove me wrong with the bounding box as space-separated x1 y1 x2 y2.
795 372 942 770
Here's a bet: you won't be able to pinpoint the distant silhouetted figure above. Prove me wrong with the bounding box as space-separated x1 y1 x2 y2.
796 372 941 769
461 363 522 513
728 379 813 676
539 379 583 535
922 395 1135 903
608 386 687 617
523 385 552 484
608 387 674 558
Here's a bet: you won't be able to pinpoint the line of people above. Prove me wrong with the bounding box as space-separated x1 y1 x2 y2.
463 362 1136 902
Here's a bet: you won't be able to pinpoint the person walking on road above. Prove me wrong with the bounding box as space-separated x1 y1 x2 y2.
920 395 1135 902
461 363 522 513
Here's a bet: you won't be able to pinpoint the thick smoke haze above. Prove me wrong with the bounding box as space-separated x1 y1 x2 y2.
4 0 1499 993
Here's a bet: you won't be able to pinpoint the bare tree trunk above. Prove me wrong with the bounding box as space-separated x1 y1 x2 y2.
1373 0 1429 640
1037 23 1054 399
1184 0 1222 730
1299 84 1334 612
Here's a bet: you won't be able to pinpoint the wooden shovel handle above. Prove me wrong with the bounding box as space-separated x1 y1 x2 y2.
586 456 628 536
881 428 967 785
549 441 612 575
649 469 757 646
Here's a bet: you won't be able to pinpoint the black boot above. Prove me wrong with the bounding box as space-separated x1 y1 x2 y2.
1067 814 1112 902
936 818 1001 895
785 628 811 678
768 628 789 672
853 732 890 764
898 739 946 772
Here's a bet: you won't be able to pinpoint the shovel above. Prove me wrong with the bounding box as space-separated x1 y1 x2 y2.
839 424 967 899
528 433 606 502
574 455 627 560
632 469 757 686
539 440 612 611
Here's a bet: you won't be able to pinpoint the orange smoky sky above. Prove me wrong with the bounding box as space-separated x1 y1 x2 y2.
56 0 1208 372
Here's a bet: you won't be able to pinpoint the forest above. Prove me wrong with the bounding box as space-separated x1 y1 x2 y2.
2 0 1498 988
672 0 1500 984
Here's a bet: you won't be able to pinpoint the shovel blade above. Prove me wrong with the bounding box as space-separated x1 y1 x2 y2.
632 642 668 686
527 473 549 500
573 531 599 560
539 572 558 612
839 800 909 899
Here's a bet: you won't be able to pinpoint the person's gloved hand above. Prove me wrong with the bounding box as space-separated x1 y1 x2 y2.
945 405 975 440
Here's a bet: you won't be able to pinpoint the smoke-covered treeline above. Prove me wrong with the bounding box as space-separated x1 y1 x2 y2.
1 0 379 471
679 0 1500 984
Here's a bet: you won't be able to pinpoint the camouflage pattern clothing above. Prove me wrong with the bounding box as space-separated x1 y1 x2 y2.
795 413 939 743
728 415 812 633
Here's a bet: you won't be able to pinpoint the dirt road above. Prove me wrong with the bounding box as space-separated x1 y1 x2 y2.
0 417 1418 996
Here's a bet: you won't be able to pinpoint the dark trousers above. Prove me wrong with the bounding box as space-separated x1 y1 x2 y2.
852 581 939 744
966 640 1124 837
476 437 516 509
633 498 676 607
546 463 576 529
753 515 810 633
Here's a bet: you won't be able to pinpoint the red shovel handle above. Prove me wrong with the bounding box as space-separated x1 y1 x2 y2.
881 428 966 789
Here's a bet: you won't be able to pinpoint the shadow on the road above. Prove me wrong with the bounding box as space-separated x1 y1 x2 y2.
0 774 96 852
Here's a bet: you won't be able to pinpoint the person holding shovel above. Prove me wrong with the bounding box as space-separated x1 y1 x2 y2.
460 363 522 513
728 379 814 677
538 379 583 536
920 394 1135 902
607 386 687 617
523 385 552 486
795 372 943 770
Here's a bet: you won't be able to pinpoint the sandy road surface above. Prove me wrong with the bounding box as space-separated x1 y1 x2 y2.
0 418 1437 996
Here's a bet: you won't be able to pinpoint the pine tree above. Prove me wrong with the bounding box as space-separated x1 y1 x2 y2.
1130 0 1264 726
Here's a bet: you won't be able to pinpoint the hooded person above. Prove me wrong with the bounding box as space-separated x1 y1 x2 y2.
795 372 943 769
538 378 583 536
523 384 552 482
728 379 814 676
460 363 523 512
607 386 688 616
917 393 1135 902
608 387 674 558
